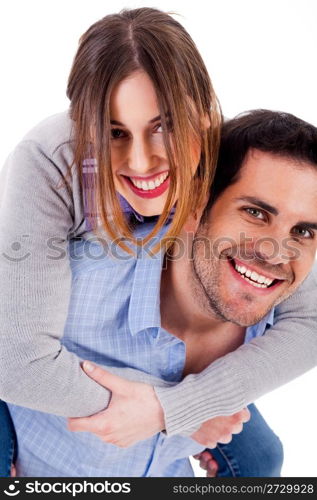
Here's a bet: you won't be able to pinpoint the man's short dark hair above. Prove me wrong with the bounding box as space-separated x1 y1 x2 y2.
203 109 317 217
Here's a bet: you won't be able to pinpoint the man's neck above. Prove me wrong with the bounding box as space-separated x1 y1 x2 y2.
160 235 230 339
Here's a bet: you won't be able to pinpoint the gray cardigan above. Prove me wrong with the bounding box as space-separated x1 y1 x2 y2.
0 111 316 436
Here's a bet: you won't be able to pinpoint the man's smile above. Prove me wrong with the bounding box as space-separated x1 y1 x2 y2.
227 257 287 294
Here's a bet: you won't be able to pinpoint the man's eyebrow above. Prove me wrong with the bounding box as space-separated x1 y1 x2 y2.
234 196 279 216
110 114 164 127
295 221 317 231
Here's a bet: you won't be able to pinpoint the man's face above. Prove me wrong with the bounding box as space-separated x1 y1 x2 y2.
192 149 317 326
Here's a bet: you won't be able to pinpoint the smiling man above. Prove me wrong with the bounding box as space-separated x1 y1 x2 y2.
159 112 317 377
64 109 317 477
190 150 317 329
6 110 317 477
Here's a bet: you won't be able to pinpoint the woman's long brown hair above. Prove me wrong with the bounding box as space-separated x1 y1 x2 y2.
66 7 222 253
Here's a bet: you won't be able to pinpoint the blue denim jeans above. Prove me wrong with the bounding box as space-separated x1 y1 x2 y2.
0 400 17 477
0 401 282 477
208 403 284 477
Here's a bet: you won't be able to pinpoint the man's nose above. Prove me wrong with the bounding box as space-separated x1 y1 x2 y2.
253 233 296 266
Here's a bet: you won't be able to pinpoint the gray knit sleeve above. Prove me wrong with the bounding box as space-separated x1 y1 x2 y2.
155 264 317 435
0 139 171 416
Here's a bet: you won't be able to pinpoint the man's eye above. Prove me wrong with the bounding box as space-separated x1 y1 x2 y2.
292 227 314 239
245 207 265 220
111 128 126 139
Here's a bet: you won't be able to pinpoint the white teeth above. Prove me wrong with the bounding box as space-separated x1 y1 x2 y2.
250 271 259 282
130 172 169 190
241 275 268 288
234 262 274 288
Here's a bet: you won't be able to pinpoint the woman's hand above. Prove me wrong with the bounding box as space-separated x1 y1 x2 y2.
191 407 251 448
67 362 165 447
68 361 250 449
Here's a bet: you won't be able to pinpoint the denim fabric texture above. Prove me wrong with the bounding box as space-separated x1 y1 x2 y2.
0 399 17 477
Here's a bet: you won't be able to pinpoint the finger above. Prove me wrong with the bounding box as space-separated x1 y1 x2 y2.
82 361 128 392
235 408 250 423
67 411 108 434
231 408 250 425
218 433 233 444
242 408 251 422
206 458 219 477
231 423 243 434
11 465 16 477
198 450 214 470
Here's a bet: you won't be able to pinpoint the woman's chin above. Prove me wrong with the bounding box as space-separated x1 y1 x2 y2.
121 193 167 218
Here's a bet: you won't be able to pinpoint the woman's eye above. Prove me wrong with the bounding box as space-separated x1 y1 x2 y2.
154 121 173 133
292 226 314 239
111 128 126 139
245 207 265 220
153 123 163 133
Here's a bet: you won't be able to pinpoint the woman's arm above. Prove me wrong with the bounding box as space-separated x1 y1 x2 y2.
0 135 113 416
0 121 174 418
66 264 317 445
155 263 317 435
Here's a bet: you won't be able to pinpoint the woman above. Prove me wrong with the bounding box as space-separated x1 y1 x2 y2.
0 7 316 476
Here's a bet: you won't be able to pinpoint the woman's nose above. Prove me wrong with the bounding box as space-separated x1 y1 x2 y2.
128 138 154 175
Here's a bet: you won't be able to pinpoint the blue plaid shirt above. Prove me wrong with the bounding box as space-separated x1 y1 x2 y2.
7 221 274 477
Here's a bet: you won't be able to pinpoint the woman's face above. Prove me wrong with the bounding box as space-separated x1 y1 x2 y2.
109 70 200 216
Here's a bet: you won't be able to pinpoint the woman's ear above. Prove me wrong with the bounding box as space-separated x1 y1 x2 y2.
201 113 211 130
182 213 199 233
182 201 206 233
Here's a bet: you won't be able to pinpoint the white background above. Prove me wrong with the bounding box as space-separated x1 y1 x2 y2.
0 0 316 477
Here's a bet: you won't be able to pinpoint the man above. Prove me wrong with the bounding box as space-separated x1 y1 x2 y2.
67 109 317 476
7 110 317 476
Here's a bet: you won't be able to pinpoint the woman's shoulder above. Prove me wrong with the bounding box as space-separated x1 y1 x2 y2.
21 110 74 157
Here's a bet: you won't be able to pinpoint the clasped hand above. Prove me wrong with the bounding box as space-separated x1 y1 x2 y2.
67 362 250 449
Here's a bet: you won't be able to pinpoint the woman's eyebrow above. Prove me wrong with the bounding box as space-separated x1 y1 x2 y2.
110 114 170 127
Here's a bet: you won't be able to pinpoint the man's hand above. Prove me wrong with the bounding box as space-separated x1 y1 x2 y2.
191 408 251 448
193 450 219 477
67 362 165 448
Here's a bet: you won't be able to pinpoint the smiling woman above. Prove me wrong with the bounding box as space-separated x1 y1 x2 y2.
67 8 221 249
108 71 175 211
